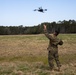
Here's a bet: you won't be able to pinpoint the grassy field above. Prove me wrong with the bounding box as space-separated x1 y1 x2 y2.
0 34 76 75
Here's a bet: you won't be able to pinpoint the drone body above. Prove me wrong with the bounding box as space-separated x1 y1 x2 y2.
34 7 47 13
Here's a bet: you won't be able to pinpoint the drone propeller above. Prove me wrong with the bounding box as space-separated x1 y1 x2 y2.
44 9 47 11
39 7 42 9
34 9 37 11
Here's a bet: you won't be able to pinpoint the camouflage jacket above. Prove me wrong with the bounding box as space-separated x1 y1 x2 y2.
44 30 63 51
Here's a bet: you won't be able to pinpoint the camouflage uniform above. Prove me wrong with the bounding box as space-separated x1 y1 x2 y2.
44 30 63 70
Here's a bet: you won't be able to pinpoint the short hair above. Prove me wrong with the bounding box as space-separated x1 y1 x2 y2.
55 30 60 35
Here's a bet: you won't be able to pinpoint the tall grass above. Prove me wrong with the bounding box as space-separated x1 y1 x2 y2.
0 34 76 75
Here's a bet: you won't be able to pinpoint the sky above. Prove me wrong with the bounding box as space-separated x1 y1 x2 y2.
0 0 76 26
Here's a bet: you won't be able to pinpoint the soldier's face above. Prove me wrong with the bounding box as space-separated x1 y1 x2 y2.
53 32 58 36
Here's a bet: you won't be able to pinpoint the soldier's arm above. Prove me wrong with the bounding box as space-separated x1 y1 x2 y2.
53 39 63 46
58 39 63 45
43 25 53 40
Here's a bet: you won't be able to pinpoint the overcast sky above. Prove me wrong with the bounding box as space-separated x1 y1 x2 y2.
0 0 76 26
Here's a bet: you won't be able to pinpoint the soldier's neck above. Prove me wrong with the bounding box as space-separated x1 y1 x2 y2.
53 34 57 37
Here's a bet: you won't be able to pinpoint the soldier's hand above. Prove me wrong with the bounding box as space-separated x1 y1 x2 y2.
43 24 47 30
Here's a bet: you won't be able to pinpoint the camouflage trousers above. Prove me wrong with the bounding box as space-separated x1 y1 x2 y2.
48 50 61 70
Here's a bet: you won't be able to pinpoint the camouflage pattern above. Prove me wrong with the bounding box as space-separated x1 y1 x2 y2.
44 30 63 70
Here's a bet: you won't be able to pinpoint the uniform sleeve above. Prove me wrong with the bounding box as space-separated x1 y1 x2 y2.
44 29 53 40
52 38 63 46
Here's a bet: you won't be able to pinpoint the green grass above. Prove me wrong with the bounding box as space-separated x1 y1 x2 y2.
0 34 76 75
60 53 76 64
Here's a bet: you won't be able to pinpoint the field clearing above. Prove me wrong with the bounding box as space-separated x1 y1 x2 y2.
0 34 76 75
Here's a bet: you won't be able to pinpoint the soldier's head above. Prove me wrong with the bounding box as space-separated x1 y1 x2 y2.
53 30 60 36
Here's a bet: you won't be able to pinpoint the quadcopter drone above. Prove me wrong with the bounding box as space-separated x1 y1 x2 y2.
34 7 47 13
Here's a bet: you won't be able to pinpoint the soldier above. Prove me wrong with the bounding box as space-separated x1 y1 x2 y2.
43 25 63 71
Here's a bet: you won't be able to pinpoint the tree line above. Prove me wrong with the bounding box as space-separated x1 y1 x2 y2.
0 20 76 35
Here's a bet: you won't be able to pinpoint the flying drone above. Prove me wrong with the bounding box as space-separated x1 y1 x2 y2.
34 7 47 13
